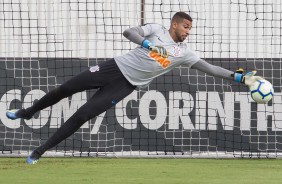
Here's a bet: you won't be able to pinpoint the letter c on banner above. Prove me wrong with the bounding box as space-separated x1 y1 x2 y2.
115 90 138 129
0 89 21 129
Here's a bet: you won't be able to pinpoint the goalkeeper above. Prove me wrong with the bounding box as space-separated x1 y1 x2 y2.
6 12 262 164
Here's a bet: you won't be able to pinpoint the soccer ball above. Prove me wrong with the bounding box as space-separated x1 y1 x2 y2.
249 79 274 104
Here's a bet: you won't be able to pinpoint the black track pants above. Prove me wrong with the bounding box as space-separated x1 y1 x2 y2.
27 58 136 157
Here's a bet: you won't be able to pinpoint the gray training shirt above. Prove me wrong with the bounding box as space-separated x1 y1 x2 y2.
114 23 201 88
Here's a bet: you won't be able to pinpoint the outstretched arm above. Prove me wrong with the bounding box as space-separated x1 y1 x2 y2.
191 59 233 80
191 59 263 87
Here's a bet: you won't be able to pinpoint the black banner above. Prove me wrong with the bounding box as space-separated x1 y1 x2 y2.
0 58 281 156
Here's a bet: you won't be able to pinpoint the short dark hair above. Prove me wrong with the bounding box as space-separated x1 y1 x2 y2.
171 12 192 23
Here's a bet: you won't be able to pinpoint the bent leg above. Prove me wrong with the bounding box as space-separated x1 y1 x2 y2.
17 59 120 119
15 69 96 119
16 60 118 119
31 78 135 158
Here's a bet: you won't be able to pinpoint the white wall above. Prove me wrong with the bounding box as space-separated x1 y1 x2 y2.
0 0 281 58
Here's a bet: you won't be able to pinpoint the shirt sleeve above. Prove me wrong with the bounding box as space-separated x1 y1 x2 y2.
191 59 233 80
141 24 163 37
182 47 201 68
123 26 145 45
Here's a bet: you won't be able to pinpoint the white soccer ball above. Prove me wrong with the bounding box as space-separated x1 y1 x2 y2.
249 79 274 104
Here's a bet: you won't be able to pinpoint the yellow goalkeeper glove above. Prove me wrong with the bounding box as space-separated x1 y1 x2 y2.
149 45 168 58
142 39 168 58
233 68 264 87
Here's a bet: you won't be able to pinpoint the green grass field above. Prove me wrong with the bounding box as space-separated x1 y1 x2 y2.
0 158 282 184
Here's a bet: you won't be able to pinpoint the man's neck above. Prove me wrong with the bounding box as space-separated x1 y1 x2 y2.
168 28 178 43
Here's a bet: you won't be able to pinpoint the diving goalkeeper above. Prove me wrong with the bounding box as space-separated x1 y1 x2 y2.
6 12 262 164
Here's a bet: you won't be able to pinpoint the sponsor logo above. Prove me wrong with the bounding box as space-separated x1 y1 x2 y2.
157 36 165 43
149 51 171 68
172 46 181 57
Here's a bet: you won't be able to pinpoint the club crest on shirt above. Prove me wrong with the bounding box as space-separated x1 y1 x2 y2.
89 65 100 72
171 46 181 57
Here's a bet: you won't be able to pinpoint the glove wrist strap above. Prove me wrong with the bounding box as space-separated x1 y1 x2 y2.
141 39 151 49
234 73 243 83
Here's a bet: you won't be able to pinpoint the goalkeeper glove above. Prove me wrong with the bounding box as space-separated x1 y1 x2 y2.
142 39 169 58
149 45 168 58
233 68 264 87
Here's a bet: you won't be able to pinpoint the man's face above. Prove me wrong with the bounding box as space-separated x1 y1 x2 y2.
174 19 192 42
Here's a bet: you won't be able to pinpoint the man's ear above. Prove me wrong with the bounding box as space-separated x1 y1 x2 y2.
171 21 178 29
